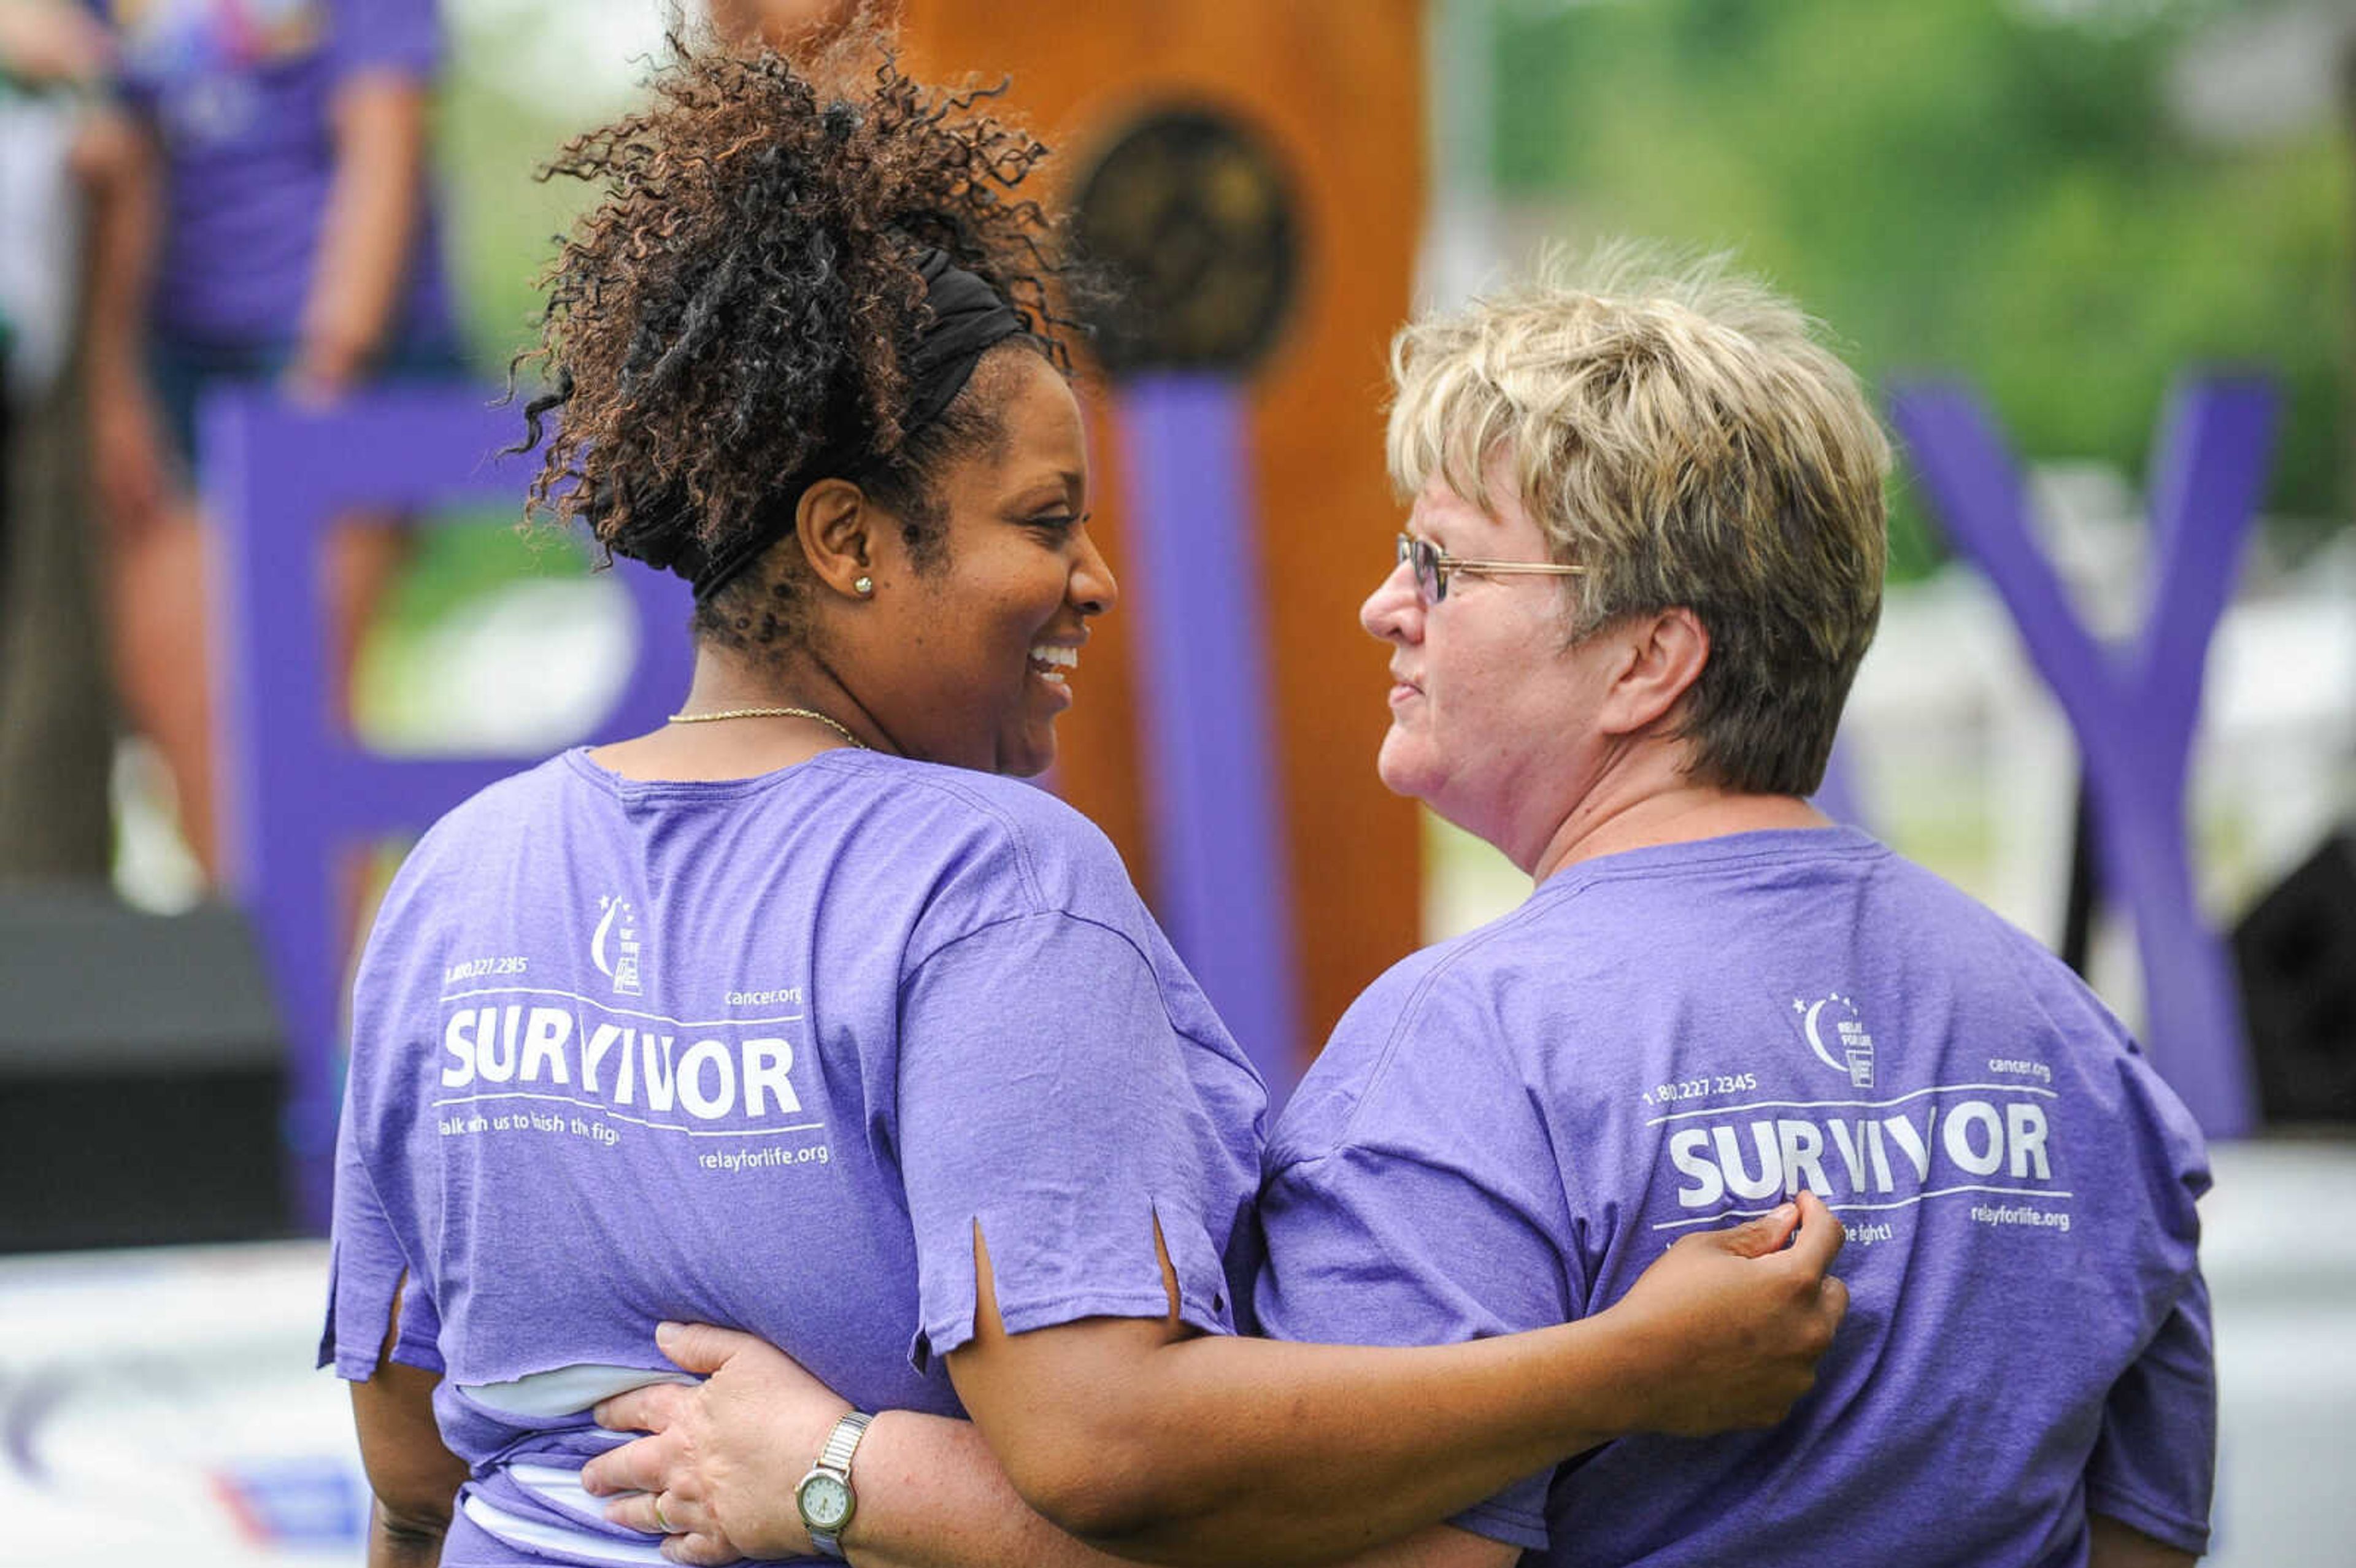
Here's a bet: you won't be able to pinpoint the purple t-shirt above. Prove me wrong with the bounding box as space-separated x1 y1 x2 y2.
323 749 1266 1566
101 0 453 348
1257 827 2212 1567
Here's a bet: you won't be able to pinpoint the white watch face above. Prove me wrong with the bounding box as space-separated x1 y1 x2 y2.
801 1471 853 1531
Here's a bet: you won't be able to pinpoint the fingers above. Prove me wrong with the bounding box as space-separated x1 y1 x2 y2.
1711 1199 1800 1258
1782 1191 1847 1274
1820 1271 1852 1329
581 1431 678 1497
657 1320 762 1376
595 1380 691 1436
663 1532 742 1567
601 1488 671 1534
631 1489 702 1538
607 1491 742 1567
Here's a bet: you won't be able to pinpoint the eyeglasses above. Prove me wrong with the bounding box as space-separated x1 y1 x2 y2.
1395 533 1587 605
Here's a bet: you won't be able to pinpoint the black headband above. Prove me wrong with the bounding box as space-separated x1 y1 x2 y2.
654 247 1026 602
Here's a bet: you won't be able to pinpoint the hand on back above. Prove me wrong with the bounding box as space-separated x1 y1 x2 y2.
1603 1190 1849 1436
584 1321 851 1564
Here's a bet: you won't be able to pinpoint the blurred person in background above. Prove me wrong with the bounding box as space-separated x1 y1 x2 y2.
80 0 458 877
0 0 120 877
321 32 1847 1568
587 258 2215 1568
0 0 109 592
0 0 106 83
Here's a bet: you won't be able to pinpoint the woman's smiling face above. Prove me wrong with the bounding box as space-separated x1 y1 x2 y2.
860 350 1114 776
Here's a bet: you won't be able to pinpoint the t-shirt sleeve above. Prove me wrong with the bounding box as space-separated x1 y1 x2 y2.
1257 1137 1572 1551
318 853 445 1382
2077 1015 2214 1556
896 910 1239 1367
318 1094 444 1380
326 0 442 81
2084 1267 2215 1555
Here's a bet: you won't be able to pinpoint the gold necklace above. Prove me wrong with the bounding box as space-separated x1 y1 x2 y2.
665 705 866 750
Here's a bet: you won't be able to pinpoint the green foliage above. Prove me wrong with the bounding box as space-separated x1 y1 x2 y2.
431 6 647 388
395 5 650 625
350 508 593 744
1491 0 2347 573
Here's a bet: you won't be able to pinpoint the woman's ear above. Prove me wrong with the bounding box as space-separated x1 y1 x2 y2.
1602 605 1710 737
796 477 878 599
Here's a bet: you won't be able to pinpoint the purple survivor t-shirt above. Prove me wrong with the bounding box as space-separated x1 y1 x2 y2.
323 749 1266 1567
1258 827 2212 1568
101 0 453 348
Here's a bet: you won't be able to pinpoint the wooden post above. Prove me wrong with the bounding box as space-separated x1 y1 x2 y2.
899 4 1426 1080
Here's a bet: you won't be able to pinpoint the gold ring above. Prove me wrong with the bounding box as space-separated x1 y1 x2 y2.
651 1493 676 1534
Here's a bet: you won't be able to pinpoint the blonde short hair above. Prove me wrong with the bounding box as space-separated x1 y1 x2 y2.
1386 248 1890 796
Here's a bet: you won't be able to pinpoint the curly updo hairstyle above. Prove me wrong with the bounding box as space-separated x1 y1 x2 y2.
513 23 1085 651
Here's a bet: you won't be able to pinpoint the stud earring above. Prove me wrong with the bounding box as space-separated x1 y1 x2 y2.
853 575 874 596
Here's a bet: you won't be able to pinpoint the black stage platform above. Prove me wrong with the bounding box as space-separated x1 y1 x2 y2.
0 887 292 1250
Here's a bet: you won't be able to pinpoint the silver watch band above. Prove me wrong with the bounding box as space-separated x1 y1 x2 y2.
818 1409 872 1474
806 1410 874 1560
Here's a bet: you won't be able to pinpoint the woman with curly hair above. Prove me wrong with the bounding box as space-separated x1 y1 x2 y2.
320 28 1846 1568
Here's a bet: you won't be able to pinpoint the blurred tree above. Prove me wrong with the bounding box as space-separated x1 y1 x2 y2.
356 0 659 649
1490 0 2347 575
436 0 664 380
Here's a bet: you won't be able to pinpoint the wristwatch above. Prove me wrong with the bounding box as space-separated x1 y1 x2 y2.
795 1410 874 1559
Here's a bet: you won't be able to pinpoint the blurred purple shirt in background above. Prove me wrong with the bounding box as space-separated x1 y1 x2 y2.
98 0 453 350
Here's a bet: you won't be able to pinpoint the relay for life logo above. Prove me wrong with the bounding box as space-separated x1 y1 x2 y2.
1796 992 1875 1087
591 894 643 996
